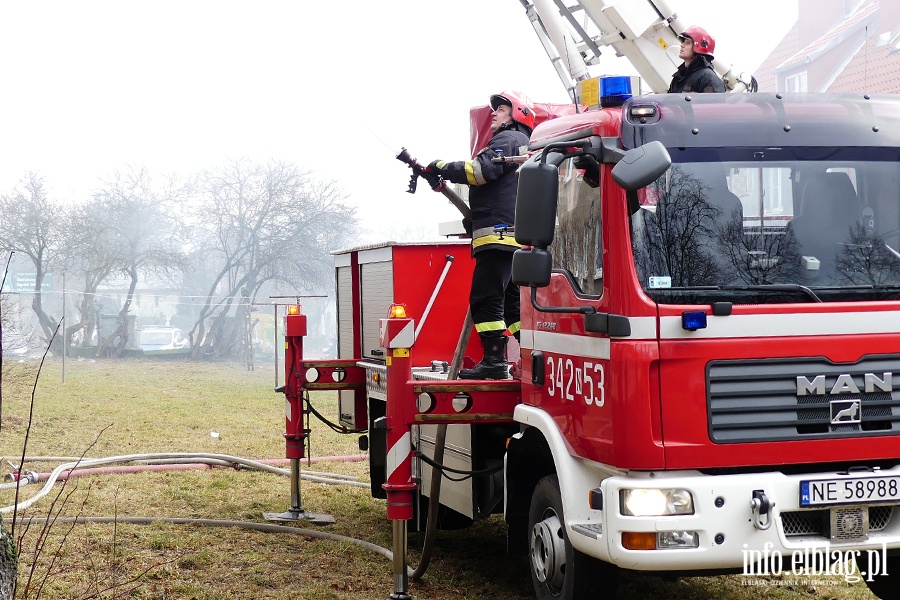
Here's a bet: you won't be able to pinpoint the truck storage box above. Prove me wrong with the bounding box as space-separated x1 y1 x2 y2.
334 241 481 428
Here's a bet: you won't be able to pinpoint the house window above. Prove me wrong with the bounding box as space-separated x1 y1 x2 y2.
784 71 808 93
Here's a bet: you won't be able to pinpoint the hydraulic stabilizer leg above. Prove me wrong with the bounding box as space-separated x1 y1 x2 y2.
262 455 334 525
389 520 411 600
267 306 334 525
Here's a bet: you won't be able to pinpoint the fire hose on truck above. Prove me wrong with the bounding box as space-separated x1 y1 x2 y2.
396 147 472 581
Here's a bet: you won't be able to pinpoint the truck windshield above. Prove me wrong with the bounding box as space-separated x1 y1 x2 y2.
630 148 900 304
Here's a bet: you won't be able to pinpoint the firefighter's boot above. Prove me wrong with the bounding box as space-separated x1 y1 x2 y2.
459 336 509 380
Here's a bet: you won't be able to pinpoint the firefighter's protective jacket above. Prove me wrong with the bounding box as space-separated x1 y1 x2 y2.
438 124 529 254
668 56 725 93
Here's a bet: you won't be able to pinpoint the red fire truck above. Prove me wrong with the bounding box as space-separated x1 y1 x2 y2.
277 3 900 599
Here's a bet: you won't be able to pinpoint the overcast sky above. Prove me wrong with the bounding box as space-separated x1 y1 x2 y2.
0 1 798 241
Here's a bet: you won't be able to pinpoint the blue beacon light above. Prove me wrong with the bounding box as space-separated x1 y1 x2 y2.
599 76 635 107
681 311 708 331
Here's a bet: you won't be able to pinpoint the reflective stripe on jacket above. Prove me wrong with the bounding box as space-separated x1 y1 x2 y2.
472 231 520 251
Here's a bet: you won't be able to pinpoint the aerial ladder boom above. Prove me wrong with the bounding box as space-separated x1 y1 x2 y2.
519 0 756 96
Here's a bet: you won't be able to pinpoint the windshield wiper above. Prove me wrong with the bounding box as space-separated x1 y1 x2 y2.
720 284 822 302
813 284 900 292
649 284 824 302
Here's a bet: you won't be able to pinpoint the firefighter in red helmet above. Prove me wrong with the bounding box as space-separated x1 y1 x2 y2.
668 26 725 93
427 91 534 379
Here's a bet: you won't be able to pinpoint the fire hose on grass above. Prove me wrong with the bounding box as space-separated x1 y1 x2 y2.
0 452 370 513
1 453 417 577
6 515 415 577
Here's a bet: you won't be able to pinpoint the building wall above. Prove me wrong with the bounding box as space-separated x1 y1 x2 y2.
755 0 900 93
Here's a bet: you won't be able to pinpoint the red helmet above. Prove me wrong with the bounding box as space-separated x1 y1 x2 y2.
490 90 535 131
679 26 715 57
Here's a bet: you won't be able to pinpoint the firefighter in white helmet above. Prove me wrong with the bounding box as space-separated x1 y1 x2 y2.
427 91 535 379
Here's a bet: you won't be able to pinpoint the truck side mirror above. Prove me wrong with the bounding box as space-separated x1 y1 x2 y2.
512 247 552 288
515 161 558 248
611 141 671 191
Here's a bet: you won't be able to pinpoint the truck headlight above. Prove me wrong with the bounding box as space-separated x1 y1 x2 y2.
620 488 694 516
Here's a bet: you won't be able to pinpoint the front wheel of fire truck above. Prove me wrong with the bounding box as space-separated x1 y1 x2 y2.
856 549 900 600
528 475 618 599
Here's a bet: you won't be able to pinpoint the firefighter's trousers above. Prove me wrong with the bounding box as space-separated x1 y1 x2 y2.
470 249 520 340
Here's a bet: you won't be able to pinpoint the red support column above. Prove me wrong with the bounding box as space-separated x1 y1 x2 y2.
380 316 416 600
265 309 332 525
283 312 308 461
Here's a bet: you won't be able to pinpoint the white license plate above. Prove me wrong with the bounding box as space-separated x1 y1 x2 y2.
800 476 900 506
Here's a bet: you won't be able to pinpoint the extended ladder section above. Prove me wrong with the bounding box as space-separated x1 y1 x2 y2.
518 0 755 96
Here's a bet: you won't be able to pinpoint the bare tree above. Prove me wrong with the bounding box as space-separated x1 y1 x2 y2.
187 159 355 359
89 168 188 357
0 173 67 354
61 199 120 348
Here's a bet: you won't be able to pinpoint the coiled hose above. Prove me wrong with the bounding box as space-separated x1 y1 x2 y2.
2 453 414 575
9 515 415 577
0 452 369 513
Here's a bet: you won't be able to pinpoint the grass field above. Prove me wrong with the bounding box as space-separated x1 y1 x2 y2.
0 357 881 599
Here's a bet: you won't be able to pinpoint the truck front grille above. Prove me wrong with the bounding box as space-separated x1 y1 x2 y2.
708 356 900 443
781 505 893 538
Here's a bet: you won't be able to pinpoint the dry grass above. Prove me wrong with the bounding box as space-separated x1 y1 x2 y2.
0 358 880 599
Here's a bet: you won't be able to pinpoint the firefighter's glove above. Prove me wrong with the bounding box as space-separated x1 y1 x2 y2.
426 160 447 175
423 160 447 190
462 217 473 236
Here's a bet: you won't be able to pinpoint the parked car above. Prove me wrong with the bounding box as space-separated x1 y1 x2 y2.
138 327 189 351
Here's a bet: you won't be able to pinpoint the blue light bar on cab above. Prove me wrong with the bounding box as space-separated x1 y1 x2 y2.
599 76 640 107
576 76 642 109
681 311 708 331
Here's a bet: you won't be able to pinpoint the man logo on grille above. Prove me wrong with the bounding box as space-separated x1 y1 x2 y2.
831 400 861 425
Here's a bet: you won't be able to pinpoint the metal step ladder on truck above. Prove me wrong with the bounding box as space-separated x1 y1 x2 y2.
275 3 900 600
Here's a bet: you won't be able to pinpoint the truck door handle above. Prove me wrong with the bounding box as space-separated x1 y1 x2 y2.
531 350 544 385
